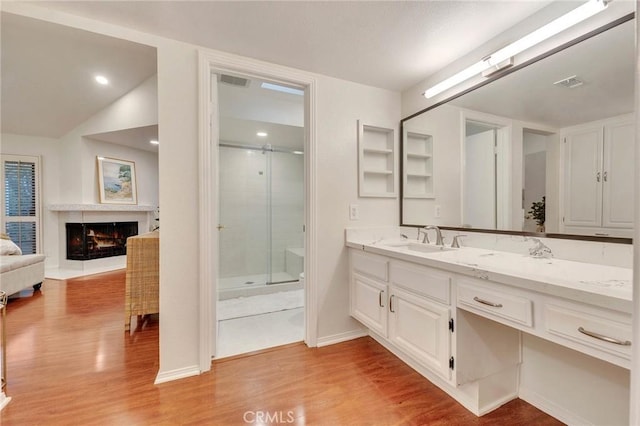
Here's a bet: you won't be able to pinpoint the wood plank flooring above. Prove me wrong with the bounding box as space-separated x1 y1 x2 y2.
0 271 562 425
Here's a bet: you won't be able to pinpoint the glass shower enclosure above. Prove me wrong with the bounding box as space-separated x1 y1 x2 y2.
218 143 304 298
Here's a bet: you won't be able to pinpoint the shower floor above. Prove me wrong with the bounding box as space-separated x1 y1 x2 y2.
218 271 302 300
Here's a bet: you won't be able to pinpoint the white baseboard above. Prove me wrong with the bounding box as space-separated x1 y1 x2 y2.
519 386 593 426
316 328 368 347
0 393 11 411
154 365 201 384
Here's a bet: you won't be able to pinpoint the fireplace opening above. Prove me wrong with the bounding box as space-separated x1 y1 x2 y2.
66 222 138 260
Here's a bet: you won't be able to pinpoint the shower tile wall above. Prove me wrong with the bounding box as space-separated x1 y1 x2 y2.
219 146 303 279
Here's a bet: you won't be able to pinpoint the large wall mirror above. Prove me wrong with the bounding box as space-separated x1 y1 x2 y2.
401 14 635 242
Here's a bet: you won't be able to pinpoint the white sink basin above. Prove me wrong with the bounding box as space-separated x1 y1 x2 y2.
407 242 454 254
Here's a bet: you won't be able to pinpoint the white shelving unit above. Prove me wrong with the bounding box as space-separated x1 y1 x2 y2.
358 121 396 198
403 130 434 198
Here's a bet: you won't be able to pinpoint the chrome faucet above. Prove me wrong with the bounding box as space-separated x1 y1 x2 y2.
421 225 444 246
527 237 553 258
451 234 466 248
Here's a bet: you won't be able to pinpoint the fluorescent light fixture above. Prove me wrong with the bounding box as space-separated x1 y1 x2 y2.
150 140 159 145
256 132 268 137
424 0 608 99
261 82 304 96
95 75 109 85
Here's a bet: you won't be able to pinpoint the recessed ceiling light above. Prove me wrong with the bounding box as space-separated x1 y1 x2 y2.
256 132 268 137
150 140 160 145
95 75 109 85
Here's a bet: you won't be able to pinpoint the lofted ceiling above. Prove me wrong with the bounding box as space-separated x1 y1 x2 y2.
1 12 157 139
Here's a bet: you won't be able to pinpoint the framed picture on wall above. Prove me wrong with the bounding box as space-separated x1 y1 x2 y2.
97 156 138 205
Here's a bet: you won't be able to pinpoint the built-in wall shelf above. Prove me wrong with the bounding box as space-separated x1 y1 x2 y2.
358 120 396 198
403 130 434 199
48 204 156 212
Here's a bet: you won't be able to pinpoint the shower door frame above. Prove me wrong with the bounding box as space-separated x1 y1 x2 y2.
198 50 318 371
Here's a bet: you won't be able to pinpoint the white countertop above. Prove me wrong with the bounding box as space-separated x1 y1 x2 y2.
346 236 632 313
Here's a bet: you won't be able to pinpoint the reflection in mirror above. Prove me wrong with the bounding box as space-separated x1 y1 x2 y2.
401 16 634 240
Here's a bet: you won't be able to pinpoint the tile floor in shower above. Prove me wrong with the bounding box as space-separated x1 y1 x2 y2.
217 276 304 358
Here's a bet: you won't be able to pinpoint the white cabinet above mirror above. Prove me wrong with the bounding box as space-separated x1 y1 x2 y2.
400 15 635 241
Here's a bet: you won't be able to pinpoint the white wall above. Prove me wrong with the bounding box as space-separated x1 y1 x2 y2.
403 104 461 226
83 137 159 208
315 75 400 340
55 75 158 204
0 134 61 267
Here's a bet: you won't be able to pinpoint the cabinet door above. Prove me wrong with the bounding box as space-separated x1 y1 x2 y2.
389 286 450 379
563 126 603 227
602 120 634 228
351 273 388 337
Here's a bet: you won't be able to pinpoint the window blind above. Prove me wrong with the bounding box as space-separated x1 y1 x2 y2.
3 160 38 254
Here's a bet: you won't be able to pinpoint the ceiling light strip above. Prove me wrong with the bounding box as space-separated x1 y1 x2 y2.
423 0 608 99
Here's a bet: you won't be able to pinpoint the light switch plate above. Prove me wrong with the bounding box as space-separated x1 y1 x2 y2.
434 205 441 218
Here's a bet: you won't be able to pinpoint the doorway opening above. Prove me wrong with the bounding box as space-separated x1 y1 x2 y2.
215 73 305 358
522 128 550 233
463 119 510 229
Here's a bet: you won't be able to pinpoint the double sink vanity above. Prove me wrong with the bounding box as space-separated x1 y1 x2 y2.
346 227 632 424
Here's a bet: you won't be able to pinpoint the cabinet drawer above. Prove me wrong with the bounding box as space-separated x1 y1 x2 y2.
390 261 450 304
545 303 631 361
457 279 533 328
351 251 388 282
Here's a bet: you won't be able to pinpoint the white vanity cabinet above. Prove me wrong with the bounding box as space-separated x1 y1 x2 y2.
346 232 632 423
350 251 389 337
562 117 634 236
388 260 452 379
349 248 522 415
349 250 453 379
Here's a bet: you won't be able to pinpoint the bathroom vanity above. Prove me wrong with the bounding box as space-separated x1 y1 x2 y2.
346 228 632 424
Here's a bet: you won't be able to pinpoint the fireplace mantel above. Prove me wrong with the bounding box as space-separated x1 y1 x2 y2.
48 204 156 212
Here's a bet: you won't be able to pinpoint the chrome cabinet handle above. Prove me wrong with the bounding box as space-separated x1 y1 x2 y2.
473 296 503 308
389 295 395 313
378 291 384 308
596 172 601 182
578 327 631 346
603 171 608 182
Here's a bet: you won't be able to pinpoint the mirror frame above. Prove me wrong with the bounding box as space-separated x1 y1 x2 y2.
399 12 635 245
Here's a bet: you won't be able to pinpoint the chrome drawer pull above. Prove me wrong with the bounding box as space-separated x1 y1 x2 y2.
473 296 503 308
578 327 631 346
378 291 384 308
389 295 395 313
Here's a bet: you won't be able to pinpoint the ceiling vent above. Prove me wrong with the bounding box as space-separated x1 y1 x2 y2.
218 74 250 88
554 75 584 89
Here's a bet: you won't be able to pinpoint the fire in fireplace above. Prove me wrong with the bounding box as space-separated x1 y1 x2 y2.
66 222 138 260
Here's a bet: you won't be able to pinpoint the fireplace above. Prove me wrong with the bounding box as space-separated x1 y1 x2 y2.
66 222 138 260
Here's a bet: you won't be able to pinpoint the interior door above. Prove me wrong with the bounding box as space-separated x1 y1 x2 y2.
563 126 603 227
464 129 496 229
602 120 634 228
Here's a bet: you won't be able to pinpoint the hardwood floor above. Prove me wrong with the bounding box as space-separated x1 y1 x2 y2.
0 271 562 425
